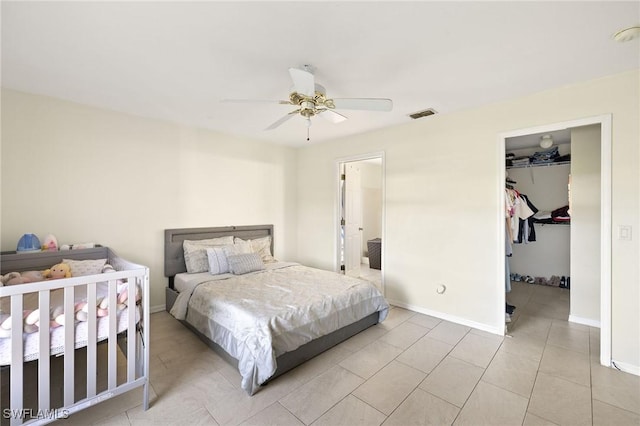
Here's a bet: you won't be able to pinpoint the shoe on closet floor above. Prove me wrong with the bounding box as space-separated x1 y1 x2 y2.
560 276 566 288
534 277 547 286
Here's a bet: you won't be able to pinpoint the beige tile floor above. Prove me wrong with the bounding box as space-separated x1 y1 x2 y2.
59 279 640 426
357 263 382 291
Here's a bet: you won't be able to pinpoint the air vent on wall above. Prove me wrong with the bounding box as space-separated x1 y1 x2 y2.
409 108 437 119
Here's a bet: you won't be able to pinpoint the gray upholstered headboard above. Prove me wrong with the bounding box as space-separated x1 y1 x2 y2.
164 225 274 280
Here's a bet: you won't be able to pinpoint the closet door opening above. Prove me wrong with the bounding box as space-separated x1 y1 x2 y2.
499 115 611 367
505 130 572 326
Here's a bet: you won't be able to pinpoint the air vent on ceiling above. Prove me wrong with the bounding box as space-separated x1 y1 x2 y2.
409 108 437 119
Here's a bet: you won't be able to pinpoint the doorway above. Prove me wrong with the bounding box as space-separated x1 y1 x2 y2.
505 129 572 324
499 115 612 367
336 153 385 292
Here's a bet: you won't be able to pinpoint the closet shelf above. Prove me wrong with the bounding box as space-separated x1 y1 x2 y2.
507 160 570 170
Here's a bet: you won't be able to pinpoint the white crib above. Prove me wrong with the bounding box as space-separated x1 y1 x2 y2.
0 247 149 425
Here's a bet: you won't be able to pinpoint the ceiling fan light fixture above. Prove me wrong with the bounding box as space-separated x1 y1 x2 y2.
540 134 554 149
226 65 392 134
613 25 640 42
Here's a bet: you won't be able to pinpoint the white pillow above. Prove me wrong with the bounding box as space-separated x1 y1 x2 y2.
206 246 231 275
234 236 275 263
183 236 234 273
223 241 252 257
63 258 107 276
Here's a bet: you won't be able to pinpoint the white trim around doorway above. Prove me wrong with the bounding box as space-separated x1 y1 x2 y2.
498 114 612 367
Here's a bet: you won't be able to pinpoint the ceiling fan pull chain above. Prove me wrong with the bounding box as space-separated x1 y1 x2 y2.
307 126 310 142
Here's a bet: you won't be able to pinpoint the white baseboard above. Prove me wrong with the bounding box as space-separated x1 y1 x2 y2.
150 304 165 314
568 315 601 328
611 359 640 376
386 298 504 336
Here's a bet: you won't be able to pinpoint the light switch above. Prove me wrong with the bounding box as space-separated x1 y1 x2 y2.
618 225 632 241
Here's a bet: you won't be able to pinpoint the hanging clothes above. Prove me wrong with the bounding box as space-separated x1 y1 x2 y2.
505 188 518 242
506 187 539 244
520 194 539 242
505 220 512 293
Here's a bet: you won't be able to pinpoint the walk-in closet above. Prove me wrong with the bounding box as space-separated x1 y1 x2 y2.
504 124 602 329
505 130 571 324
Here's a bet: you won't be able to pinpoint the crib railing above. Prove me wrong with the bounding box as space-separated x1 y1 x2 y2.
0 266 149 426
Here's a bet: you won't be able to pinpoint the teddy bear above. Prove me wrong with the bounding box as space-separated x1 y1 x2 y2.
43 263 71 280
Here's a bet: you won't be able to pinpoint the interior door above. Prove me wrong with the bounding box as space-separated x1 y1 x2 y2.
344 162 363 277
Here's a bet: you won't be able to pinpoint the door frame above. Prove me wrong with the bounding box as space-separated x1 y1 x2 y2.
335 151 386 292
498 114 612 367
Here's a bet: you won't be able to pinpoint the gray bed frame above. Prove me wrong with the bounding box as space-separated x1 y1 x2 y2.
164 225 379 387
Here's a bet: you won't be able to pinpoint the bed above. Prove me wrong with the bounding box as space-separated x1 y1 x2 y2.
0 247 149 425
164 225 389 395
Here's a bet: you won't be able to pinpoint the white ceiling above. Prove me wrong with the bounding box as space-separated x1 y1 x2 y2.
2 1 639 147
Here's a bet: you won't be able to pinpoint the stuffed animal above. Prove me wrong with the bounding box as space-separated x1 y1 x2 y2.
1 272 25 286
2 272 30 286
0 270 46 286
23 270 44 282
42 234 58 251
60 242 95 250
43 263 71 280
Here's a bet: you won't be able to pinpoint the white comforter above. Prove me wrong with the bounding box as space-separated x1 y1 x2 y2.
170 262 388 394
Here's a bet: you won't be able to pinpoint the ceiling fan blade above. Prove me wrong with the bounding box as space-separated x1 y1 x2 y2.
288 67 315 97
319 109 348 124
221 99 291 105
265 110 298 130
331 98 393 112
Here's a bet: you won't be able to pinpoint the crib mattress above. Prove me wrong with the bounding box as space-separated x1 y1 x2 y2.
0 282 139 365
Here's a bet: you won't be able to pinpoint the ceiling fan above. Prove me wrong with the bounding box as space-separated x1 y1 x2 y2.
222 65 393 136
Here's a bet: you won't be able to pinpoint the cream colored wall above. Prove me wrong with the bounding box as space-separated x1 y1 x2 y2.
1 89 298 310
296 70 639 370
570 125 601 324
